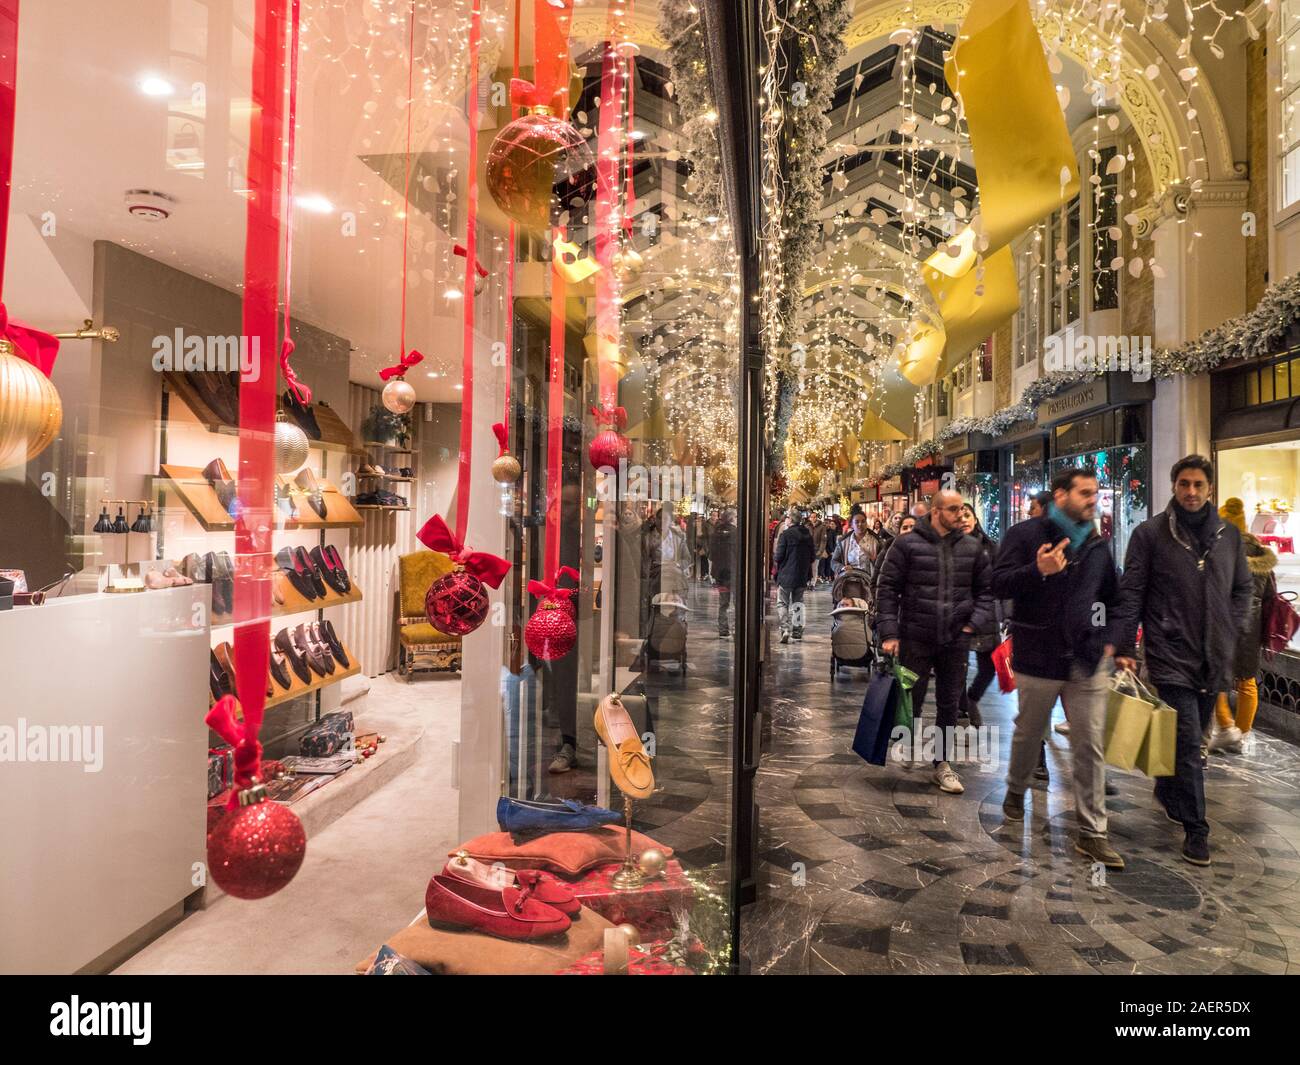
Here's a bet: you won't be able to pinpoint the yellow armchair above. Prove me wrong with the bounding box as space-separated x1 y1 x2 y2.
397 550 463 678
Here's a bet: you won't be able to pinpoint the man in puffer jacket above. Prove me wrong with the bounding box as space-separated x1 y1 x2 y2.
1114 455 1252 868
876 489 995 794
773 507 815 643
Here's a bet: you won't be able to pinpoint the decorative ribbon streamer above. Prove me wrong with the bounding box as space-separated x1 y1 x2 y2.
492 421 510 457
0 304 59 375
528 565 579 602
279 0 311 405
456 0 482 545
453 242 489 279
594 16 627 412
417 514 511 588
590 403 628 429
206 695 264 810
501 0 521 453
379 348 425 380
232 0 289 786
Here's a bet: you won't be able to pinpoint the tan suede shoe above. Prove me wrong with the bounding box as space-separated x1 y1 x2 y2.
594 692 654 799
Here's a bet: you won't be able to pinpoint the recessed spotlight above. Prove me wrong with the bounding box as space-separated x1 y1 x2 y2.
444 289 463 299
454 384 463 390
295 194 334 214
137 74 175 97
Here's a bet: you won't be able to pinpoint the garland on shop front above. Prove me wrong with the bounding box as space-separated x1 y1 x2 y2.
658 0 722 220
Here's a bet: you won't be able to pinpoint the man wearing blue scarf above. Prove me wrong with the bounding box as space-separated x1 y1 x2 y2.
993 467 1124 870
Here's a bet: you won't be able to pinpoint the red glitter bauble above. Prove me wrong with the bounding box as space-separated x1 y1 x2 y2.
426 569 490 636
589 429 630 471
207 796 306 900
486 111 595 229
525 599 577 660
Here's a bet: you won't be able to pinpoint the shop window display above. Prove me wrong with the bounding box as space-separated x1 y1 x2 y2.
0 0 739 976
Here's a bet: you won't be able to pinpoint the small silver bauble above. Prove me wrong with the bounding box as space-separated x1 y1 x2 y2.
636 847 667 879
274 412 310 475
381 378 416 414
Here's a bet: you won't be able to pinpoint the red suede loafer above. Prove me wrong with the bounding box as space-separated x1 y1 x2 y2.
425 873 571 941
443 852 582 918
514 869 581 917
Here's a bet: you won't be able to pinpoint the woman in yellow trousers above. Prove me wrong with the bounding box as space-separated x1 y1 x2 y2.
1209 498 1277 753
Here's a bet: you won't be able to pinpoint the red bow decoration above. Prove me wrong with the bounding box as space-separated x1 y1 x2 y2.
454 243 489 279
528 565 579 601
510 76 568 112
590 403 628 429
379 348 424 381
206 695 264 810
280 337 312 404
492 421 510 457
0 304 60 377
417 513 512 588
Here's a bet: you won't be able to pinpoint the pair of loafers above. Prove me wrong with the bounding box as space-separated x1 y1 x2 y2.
275 545 349 600
273 621 349 683
495 796 622 839
202 458 241 519
182 551 234 615
594 692 655 800
426 853 580 941
293 468 327 519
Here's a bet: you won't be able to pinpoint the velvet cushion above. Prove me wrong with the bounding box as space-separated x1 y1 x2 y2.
399 622 460 647
399 549 456 617
454 826 673 877
355 908 614 975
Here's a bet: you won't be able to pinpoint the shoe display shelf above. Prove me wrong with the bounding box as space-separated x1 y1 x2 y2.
264 646 362 711
157 465 363 532
355 441 416 513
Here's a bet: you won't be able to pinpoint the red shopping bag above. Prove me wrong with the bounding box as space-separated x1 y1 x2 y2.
991 637 1015 692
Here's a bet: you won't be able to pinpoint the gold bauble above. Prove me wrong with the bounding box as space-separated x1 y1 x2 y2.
381 378 416 414
615 923 640 943
0 341 62 469
274 411 309 475
492 452 521 484
636 847 667 879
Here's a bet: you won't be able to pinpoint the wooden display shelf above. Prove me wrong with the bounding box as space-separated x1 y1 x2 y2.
157 466 363 531
355 504 410 512
265 648 361 710
362 441 416 452
272 572 363 615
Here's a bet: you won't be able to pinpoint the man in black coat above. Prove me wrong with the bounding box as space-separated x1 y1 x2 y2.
709 508 737 637
876 489 995 794
1113 455 1252 867
773 506 814 643
993 467 1124 870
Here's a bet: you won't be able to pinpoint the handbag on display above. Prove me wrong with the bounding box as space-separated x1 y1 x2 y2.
1261 585 1300 659
991 637 1015 693
853 657 901 767
1103 668 1173 774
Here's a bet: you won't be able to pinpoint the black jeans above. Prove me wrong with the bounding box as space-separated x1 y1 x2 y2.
963 649 996 708
1153 684 1215 838
900 641 969 764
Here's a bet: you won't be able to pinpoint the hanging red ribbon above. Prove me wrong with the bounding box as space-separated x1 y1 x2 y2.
623 9 637 235
206 696 264 810
0 2 60 376
279 0 311 405
379 349 424 380
232 0 289 787
501 0 520 453
590 403 628 429
453 242 489 279
528 565 579 602
492 421 509 457
593 11 627 415
417 514 511 588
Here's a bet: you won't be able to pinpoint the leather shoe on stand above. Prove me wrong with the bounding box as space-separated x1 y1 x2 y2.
294 468 328 519
594 692 655 799
273 628 312 684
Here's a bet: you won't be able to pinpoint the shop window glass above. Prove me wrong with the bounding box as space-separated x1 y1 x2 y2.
1282 3 1300 208
1247 371 1260 405
1261 370 1276 404
1277 361 1293 401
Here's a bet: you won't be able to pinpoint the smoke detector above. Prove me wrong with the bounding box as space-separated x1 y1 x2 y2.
124 189 177 221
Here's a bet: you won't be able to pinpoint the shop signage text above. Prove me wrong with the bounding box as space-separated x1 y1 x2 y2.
1038 380 1104 426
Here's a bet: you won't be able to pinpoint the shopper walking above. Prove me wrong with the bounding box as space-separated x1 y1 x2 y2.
1114 455 1252 867
1207 497 1276 754
993 468 1124 869
957 502 998 728
773 506 814 643
876 489 995 794
831 510 880 578
810 513 829 587
709 508 737 638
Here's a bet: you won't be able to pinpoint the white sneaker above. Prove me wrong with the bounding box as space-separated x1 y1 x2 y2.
933 761 964 794
1053 720 1070 736
1208 725 1243 754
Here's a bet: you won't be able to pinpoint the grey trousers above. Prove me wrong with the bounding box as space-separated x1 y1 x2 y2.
777 586 805 633
1008 659 1109 839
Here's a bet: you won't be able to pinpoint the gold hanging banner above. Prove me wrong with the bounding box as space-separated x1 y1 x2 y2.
858 410 909 441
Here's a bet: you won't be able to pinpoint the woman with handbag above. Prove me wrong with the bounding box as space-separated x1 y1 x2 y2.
1208 498 1277 753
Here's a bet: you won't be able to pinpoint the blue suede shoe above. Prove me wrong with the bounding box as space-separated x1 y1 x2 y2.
496 796 622 836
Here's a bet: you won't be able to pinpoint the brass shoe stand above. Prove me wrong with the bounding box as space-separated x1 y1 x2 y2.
611 794 644 892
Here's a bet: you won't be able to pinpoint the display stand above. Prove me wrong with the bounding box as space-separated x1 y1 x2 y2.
611 794 644 892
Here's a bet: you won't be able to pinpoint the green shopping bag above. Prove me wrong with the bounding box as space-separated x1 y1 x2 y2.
892 659 918 732
1135 699 1177 777
1103 669 1156 771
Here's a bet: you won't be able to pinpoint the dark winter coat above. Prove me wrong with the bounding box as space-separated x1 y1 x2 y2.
708 519 737 579
967 532 1001 652
992 514 1120 681
875 515 995 648
1233 534 1277 679
773 522 814 591
1113 501 1253 692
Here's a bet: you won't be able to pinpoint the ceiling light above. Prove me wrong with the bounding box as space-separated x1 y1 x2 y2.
137 75 175 97
454 384 463 390
295 194 334 214
444 288 463 299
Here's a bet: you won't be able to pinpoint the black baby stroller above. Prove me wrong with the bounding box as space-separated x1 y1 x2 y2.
830 566 875 678
643 591 690 675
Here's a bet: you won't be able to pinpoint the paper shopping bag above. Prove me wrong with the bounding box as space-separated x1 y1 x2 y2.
991 637 1015 692
853 660 900 766
1104 669 1156 771
1135 703 1177 777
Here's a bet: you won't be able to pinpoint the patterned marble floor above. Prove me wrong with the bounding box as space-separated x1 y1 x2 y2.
741 583 1300 975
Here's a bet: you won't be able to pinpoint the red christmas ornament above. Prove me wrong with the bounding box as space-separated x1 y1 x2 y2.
525 599 577 660
207 783 307 900
426 567 490 635
589 428 630 471
486 109 594 229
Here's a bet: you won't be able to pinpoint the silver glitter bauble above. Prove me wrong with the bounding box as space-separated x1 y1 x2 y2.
382 378 416 414
636 848 667 878
275 412 309 474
